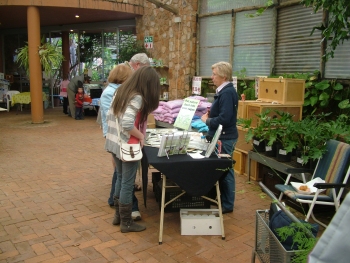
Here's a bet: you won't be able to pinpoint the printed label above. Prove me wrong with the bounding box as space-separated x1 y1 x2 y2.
253 140 260 146
265 146 272 151
279 149 287 155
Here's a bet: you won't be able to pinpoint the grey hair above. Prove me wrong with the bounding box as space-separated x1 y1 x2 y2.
130 53 150 66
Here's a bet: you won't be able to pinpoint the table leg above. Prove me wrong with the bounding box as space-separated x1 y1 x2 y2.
215 181 225 240
159 174 166 245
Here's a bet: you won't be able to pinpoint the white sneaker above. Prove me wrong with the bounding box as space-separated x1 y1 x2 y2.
132 211 141 221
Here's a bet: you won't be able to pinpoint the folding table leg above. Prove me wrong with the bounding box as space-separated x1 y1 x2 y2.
215 181 225 240
158 174 166 244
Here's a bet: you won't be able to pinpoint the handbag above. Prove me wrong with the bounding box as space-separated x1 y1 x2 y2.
115 116 143 162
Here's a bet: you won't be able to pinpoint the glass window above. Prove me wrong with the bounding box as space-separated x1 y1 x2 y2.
275 5 322 74
233 9 273 76
200 0 266 14
198 14 232 76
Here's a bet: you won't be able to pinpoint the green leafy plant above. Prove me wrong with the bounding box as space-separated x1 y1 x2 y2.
276 222 318 263
16 41 64 76
302 0 350 60
234 68 256 100
117 32 148 63
246 0 274 17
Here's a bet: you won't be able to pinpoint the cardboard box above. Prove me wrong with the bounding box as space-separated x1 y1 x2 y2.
180 209 222 235
238 100 261 119
258 78 305 105
246 103 302 127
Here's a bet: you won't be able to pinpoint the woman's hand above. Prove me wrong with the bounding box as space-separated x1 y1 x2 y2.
201 112 208 123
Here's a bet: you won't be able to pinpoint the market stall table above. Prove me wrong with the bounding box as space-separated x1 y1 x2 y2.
11 92 47 112
141 146 232 244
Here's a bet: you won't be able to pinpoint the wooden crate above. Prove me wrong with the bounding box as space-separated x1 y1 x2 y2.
244 158 261 181
233 150 244 175
235 125 252 153
246 103 302 127
238 100 261 119
234 149 261 181
258 77 305 105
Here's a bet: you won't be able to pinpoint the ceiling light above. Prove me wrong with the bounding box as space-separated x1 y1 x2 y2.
75 15 79 18
70 29 74 32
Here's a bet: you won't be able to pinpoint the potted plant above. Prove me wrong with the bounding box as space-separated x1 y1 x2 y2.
16 39 65 77
266 110 299 162
237 110 271 152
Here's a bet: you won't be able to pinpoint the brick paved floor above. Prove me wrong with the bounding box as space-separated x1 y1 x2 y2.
0 107 328 263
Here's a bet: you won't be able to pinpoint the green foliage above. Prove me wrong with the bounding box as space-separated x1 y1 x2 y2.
271 71 350 120
246 0 274 18
117 32 148 63
16 41 64 76
302 0 350 60
234 68 257 100
276 222 317 263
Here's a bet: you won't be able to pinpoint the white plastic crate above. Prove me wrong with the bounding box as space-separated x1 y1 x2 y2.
180 209 221 235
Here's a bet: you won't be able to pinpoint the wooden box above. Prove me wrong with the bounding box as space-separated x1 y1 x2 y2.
235 125 252 153
238 100 261 119
258 78 305 105
233 150 244 175
244 159 261 181
246 103 302 127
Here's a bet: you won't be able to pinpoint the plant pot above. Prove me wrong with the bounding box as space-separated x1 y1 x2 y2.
264 141 277 157
252 136 265 152
276 143 292 162
296 150 318 170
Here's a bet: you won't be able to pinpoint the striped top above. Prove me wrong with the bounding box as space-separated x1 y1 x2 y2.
104 94 143 159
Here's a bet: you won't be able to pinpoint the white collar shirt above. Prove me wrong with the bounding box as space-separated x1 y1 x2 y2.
216 81 230 94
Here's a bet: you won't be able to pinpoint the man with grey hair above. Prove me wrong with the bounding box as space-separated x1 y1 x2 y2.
125 53 150 71
108 53 150 222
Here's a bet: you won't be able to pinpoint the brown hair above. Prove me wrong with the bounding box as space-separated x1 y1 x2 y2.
107 64 133 84
111 66 160 123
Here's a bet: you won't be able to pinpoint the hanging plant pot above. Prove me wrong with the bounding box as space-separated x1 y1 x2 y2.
264 141 277 157
276 143 292 162
252 136 265 152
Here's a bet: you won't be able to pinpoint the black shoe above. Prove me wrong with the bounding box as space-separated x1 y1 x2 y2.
222 208 233 214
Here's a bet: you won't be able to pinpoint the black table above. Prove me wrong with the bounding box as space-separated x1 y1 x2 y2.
142 146 232 244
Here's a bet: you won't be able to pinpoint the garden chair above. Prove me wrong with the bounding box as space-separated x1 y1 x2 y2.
6 90 20 112
275 139 350 228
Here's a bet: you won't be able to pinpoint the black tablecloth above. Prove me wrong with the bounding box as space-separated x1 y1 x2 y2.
141 146 232 206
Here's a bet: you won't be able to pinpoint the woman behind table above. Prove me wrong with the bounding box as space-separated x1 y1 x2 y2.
105 66 161 232
201 61 238 214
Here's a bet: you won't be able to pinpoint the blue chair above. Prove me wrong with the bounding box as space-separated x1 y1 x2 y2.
275 139 350 228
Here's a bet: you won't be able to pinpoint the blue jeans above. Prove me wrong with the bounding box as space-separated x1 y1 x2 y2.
220 138 237 211
112 154 139 206
108 167 139 211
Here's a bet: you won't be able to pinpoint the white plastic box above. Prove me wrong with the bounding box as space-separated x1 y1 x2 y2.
180 209 222 235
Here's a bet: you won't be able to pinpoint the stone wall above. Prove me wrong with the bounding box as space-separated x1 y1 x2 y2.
136 0 198 100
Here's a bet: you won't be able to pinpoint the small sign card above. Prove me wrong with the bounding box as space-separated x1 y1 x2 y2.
192 76 202 95
174 98 200 130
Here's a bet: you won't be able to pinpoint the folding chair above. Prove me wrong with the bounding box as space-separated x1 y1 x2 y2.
275 139 350 228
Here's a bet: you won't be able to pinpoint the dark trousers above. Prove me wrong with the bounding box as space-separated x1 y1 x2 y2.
75 107 83 119
63 97 68 114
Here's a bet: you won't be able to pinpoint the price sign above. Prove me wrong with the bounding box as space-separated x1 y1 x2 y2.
192 76 202 95
144 36 153 49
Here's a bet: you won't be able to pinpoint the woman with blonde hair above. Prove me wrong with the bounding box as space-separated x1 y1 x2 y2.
201 61 238 214
105 66 161 232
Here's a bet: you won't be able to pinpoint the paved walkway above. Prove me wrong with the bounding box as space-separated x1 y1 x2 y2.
0 107 325 263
